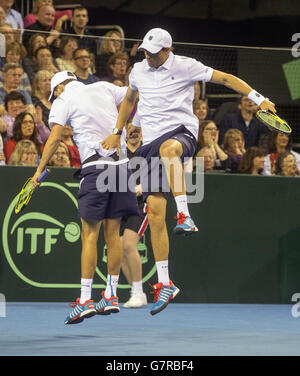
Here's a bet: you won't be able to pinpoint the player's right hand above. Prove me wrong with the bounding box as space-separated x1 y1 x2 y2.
260 99 276 113
101 134 121 151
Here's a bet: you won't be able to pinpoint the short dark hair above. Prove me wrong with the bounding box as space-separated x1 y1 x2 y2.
34 45 52 58
73 6 88 14
73 47 90 59
4 91 26 111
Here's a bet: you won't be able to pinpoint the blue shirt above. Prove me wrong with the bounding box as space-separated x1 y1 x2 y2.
75 74 100 85
5 8 24 31
0 87 32 105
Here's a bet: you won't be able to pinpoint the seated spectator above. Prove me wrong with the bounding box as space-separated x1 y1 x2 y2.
23 5 60 50
222 128 246 173
102 51 130 85
0 90 26 140
48 142 71 167
0 0 23 31
0 133 5 164
31 69 52 129
238 146 265 175
193 99 209 125
0 5 5 26
95 30 123 78
219 95 268 148
24 0 72 29
22 33 48 84
273 151 300 177
61 124 80 167
34 46 59 76
1 42 31 93
4 111 44 163
73 48 100 84
0 63 32 104
263 132 300 176
0 23 18 44
196 146 216 172
64 6 96 55
197 120 230 171
55 36 78 72
8 139 38 166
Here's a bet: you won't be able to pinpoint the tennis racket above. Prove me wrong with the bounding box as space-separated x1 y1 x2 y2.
256 110 292 135
14 169 50 214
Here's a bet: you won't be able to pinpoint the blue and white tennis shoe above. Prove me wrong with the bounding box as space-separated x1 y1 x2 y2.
150 280 180 316
173 212 198 236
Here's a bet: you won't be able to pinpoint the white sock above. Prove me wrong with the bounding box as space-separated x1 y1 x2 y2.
174 195 190 217
131 280 143 295
80 278 93 304
105 274 119 298
156 260 170 285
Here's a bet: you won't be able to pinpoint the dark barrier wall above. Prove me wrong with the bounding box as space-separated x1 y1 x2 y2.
1 166 300 304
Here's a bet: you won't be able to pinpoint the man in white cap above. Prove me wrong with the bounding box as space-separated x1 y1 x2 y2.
31 70 140 324
101 27 276 316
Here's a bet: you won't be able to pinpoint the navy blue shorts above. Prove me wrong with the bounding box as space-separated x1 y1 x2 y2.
136 125 197 201
78 158 140 221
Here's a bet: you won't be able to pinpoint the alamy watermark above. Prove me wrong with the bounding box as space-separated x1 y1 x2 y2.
94 156 205 203
0 293 6 318
291 33 300 58
291 293 300 318
0 33 5 58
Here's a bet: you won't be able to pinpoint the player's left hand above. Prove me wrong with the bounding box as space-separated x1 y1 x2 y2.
260 99 276 113
101 134 121 153
30 171 41 191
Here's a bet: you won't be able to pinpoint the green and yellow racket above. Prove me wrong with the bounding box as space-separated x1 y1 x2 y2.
256 110 292 135
15 169 50 214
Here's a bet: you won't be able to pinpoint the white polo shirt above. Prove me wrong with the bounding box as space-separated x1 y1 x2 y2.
49 80 127 162
129 51 213 145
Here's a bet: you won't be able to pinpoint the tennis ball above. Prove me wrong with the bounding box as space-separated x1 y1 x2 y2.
64 222 81 243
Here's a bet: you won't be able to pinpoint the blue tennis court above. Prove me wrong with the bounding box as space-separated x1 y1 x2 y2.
1 302 299 356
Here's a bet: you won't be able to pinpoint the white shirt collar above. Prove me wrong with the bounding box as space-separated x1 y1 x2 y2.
145 51 174 71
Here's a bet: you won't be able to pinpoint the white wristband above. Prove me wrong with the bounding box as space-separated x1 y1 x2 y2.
248 90 266 106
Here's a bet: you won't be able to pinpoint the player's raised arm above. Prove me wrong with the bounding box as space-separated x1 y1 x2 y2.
210 69 276 113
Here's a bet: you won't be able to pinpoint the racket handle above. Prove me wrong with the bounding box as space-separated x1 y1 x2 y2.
38 168 50 182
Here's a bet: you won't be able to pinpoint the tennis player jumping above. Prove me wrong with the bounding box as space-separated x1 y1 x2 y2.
102 28 276 315
31 71 140 324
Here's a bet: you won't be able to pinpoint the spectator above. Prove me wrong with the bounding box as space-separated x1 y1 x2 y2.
23 5 60 50
0 0 23 31
8 139 38 165
0 63 32 104
95 30 123 78
73 47 100 84
193 99 209 125
0 23 18 44
0 90 26 140
31 69 52 129
0 133 5 164
22 33 48 84
102 51 130 85
48 142 71 167
0 5 5 26
263 131 300 176
196 146 216 172
222 128 246 172
55 36 78 72
61 124 80 167
34 46 59 76
273 151 300 177
238 146 265 175
1 42 31 93
64 6 96 55
219 95 268 148
4 111 43 162
197 120 230 171
24 0 72 29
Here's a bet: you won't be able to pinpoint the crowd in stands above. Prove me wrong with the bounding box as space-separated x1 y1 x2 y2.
0 0 299 177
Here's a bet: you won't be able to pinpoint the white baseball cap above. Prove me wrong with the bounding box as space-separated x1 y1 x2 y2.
138 28 172 54
48 71 77 101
